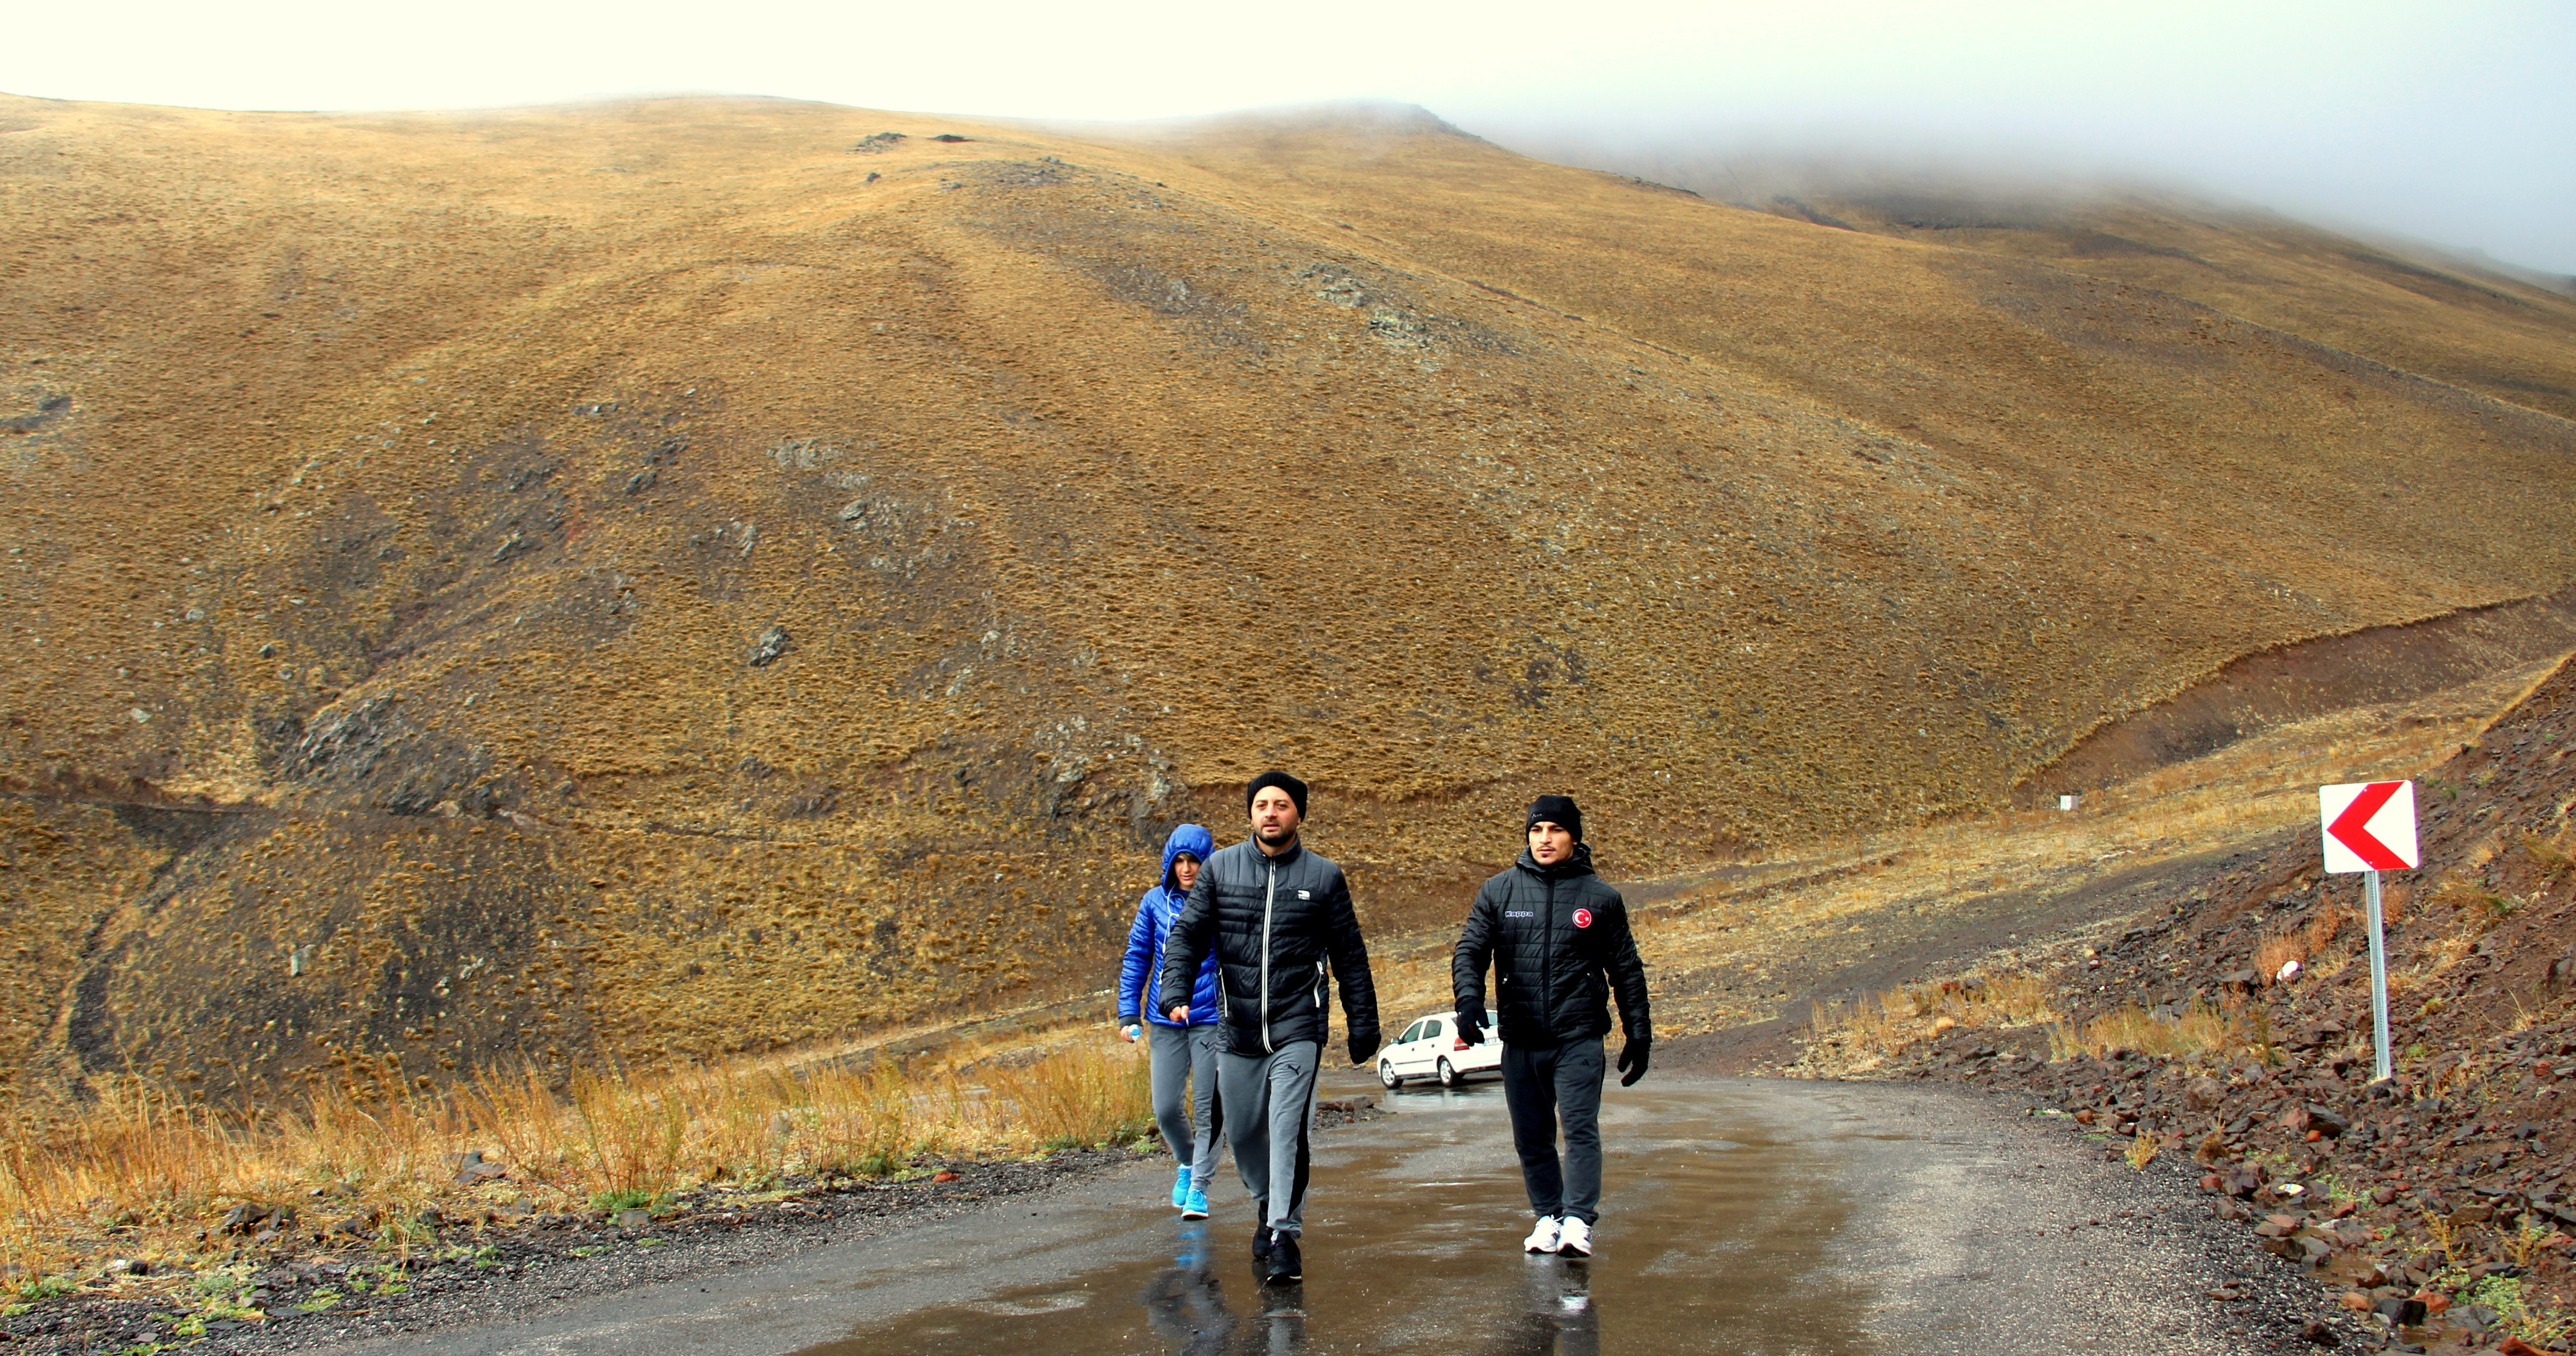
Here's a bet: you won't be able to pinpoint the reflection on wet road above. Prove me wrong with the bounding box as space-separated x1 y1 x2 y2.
796 1074 1871 1355
360 1074 2258 1355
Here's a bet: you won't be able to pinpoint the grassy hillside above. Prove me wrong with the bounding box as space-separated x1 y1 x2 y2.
3 94 2572 1097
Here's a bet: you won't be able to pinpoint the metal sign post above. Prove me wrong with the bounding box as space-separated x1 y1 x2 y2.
2319 781 2420 1085
2363 868 2391 1082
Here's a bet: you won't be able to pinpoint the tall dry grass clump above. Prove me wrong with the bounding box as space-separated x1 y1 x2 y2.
2523 827 2575 878
1808 971 2057 1063
982 1040 1153 1152
2253 903 2351 983
2047 998 2276 1065
0 1033 1150 1288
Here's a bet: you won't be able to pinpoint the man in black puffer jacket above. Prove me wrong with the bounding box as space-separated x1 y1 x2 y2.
1453 794 1650 1260
1161 770 1380 1285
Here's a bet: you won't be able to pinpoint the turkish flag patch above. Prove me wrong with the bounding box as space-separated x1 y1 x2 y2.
1572 908 1594 929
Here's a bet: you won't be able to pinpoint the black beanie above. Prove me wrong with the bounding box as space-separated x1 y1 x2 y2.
1245 770 1309 818
1526 794 1583 845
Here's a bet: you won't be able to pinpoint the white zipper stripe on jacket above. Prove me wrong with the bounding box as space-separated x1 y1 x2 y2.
1260 860 1276 1054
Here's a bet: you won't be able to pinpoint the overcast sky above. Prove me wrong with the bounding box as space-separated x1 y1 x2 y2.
8 0 2571 274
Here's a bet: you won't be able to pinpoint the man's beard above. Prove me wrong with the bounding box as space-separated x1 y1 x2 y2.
1255 822 1297 846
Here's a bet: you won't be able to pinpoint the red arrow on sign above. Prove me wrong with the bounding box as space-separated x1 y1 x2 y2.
2326 781 2410 870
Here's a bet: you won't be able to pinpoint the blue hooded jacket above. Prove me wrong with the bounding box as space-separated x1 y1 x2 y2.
1118 824 1220 1026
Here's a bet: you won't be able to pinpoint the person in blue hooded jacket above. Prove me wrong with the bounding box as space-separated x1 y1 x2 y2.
1119 823 1223 1219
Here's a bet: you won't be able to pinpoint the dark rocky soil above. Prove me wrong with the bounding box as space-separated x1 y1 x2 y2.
1840 655 2576 1354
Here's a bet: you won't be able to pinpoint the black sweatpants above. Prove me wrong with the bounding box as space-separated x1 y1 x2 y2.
1500 1036 1605 1225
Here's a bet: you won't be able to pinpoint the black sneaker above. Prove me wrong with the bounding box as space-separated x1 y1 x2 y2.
1251 1221 1274 1260
1262 1231 1303 1284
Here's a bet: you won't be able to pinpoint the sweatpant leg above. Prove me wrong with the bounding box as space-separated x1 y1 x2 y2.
1261 1041 1321 1235
1187 1023 1223 1190
1500 1041 1565 1219
1554 1038 1607 1225
1148 1024 1195 1174
1216 1049 1275 1213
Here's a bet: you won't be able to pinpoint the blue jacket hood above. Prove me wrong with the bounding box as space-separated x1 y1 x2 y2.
1161 823 1215 893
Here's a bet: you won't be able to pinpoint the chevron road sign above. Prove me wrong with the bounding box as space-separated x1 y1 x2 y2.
2319 780 2420 873
2317 780 2418 1083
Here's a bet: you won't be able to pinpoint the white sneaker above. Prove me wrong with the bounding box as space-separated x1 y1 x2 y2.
1556 1217 1593 1258
1522 1216 1562 1253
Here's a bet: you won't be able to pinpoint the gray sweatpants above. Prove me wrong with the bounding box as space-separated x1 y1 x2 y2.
1501 1037 1606 1225
1148 1022 1223 1189
1215 1040 1320 1235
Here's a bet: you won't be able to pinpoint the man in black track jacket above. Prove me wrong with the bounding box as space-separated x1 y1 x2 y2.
1161 770 1381 1285
1452 794 1651 1259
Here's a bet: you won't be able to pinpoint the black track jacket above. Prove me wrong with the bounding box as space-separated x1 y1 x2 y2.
1160 837 1380 1057
1453 847 1651 1048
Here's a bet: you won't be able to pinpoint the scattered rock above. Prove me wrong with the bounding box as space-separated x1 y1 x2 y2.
747 625 793 667
449 1149 508 1186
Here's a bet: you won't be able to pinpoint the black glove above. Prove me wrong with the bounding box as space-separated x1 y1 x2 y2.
1454 1010 1486 1046
1617 1038 1651 1087
1349 1031 1381 1066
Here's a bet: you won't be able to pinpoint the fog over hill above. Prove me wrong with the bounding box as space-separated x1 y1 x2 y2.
3 94 2572 1097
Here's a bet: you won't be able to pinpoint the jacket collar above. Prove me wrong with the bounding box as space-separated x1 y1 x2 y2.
1251 835 1305 867
1514 844 1596 881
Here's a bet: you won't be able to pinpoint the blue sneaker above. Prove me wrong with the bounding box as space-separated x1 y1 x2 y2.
1181 1185 1209 1220
1171 1165 1191 1210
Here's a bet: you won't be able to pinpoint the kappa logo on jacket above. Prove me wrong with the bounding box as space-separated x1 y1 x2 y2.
1297 890 1311 900
1573 908 1594 929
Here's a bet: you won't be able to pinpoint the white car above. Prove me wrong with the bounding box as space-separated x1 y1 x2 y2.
1377 1010 1502 1089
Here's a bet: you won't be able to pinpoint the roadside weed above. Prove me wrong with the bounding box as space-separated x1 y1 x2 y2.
12 1275 74 1302
2461 1274 2576 1346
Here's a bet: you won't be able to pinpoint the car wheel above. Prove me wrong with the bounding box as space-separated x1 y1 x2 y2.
1438 1057 1462 1089
1379 1060 1403 1089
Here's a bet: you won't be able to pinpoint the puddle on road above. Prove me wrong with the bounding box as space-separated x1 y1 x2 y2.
796 1081 1877 1355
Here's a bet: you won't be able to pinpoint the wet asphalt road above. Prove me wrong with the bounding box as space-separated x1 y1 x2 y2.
351 1074 2278 1355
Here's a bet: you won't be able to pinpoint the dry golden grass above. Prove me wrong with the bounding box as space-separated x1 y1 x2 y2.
2250 904 2351 986
2525 829 2576 877
0 1036 1147 1289
2047 998 2276 1066
1805 970 2057 1067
